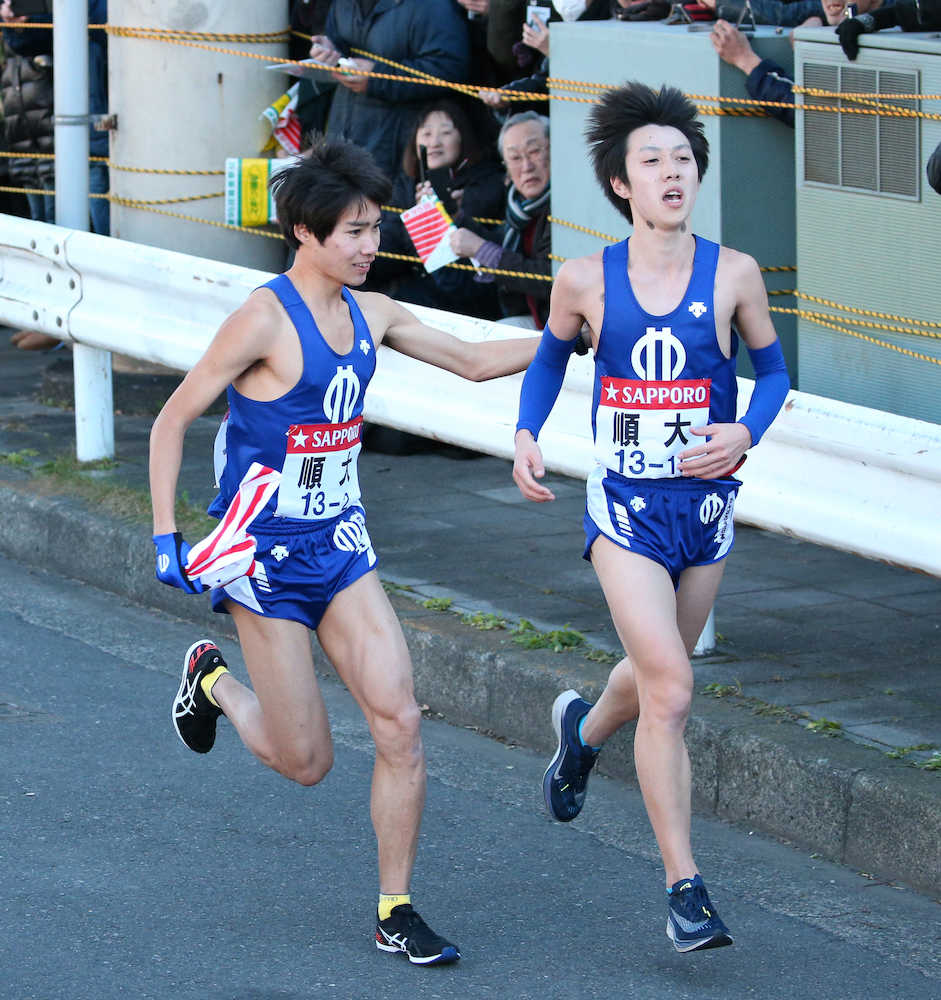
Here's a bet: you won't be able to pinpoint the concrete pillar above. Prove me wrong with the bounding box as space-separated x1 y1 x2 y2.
109 1 287 271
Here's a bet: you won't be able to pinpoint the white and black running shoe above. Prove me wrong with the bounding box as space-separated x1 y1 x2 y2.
172 640 226 754
375 904 460 966
543 689 599 822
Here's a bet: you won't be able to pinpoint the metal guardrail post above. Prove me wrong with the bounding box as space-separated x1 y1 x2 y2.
54 0 113 461
694 609 716 657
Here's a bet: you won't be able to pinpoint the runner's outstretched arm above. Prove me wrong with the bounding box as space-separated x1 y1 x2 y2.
371 295 540 381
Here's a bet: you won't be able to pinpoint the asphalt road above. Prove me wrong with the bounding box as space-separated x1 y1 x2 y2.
1 555 938 1000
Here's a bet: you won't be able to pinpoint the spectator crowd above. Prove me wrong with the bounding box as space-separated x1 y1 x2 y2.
1 0 937 340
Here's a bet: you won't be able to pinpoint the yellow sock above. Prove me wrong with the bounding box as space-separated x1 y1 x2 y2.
200 664 228 708
378 893 410 921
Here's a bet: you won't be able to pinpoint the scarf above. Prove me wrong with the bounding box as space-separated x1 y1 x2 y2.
502 183 550 253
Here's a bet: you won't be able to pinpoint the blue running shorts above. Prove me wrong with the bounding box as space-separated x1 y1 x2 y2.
210 506 378 630
584 468 739 587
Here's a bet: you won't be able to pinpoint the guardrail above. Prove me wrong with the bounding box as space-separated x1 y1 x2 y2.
2 216 939 577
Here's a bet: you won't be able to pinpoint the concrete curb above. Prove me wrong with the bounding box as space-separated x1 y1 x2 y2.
1 479 938 897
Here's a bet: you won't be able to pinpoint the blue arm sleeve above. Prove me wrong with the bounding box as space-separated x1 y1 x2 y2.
739 340 790 447
516 325 578 441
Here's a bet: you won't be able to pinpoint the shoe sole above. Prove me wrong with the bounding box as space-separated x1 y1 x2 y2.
375 939 460 965
172 638 214 752
542 689 582 821
667 920 734 952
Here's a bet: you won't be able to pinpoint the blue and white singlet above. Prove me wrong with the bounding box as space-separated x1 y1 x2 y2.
209 273 376 530
591 235 738 481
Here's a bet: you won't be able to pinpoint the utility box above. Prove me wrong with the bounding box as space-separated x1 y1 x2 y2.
793 28 940 423
550 21 799 382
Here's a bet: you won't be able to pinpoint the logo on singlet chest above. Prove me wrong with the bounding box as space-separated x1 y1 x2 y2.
630 326 686 381
597 325 710 479
275 364 365 520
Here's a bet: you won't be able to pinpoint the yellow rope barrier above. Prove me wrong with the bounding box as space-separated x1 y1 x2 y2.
797 292 941 329
773 306 941 367
0 184 50 197
112 191 223 207
106 27 289 43
109 163 225 176
3 24 931 365
97 26 941 119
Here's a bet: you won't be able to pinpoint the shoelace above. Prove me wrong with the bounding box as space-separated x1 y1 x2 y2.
675 883 713 921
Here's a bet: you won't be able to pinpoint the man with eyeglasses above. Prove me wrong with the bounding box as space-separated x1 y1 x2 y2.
449 111 553 329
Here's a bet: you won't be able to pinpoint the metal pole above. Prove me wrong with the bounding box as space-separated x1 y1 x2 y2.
54 0 114 461
694 609 716 657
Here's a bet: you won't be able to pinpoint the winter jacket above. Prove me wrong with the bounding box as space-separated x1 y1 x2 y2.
1 46 54 187
491 205 551 324
745 58 795 128
470 202 551 325
324 0 471 177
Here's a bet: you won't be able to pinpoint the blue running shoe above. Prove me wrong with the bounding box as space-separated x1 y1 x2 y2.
666 874 733 952
543 689 599 822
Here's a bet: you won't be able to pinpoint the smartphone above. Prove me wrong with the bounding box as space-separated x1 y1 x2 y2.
526 2 549 27
418 144 429 185
10 0 49 16
425 166 456 213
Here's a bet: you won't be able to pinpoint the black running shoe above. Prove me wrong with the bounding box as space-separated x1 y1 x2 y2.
666 874 733 953
375 904 460 966
172 640 226 754
543 689 599 822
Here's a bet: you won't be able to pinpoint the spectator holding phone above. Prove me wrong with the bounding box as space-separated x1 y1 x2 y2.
480 1 608 117
368 98 506 318
308 0 471 178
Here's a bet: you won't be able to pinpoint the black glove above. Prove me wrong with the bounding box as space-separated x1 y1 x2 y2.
836 14 875 61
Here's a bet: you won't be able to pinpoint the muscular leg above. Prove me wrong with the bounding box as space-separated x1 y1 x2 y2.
211 605 334 786
315 571 425 895
586 537 725 885
581 556 725 747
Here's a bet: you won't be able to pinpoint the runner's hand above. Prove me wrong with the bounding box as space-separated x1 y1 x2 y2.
678 422 751 479
513 430 555 502
153 532 206 594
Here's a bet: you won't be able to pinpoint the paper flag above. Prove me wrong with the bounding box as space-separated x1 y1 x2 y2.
400 197 459 273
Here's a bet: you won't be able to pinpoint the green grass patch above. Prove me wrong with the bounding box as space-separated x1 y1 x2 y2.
885 743 937 760
461 611 507 631
917 752 941 771
0 448 39 468
807 717 842 736
584 646 619 664
701 680 742 699
15 451 213 538
422 597 453 612
511 618 585 652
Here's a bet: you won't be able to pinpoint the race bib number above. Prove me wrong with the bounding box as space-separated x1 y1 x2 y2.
275 417 362 519
595 376 711 479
